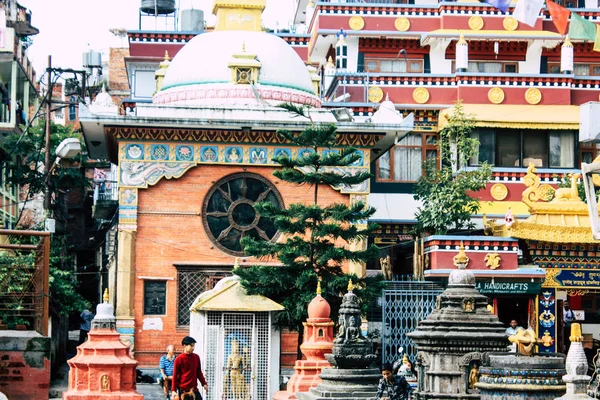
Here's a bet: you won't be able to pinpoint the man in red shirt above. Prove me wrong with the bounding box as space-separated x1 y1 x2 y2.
172 336 209 400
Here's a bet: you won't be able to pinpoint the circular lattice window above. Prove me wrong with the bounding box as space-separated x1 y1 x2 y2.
203 173 283 256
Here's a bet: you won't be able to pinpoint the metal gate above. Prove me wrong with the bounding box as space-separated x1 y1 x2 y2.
382 281 444 364
205 312 271 400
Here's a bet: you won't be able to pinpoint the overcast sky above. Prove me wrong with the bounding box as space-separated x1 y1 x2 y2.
19 0 295 75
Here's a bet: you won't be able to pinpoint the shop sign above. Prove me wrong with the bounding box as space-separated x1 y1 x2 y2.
551 269 600 288
475 280 541 294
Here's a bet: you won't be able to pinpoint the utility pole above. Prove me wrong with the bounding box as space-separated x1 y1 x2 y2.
44 55 52 214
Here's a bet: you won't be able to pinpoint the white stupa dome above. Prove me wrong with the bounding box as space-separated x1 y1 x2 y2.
153 31 320 108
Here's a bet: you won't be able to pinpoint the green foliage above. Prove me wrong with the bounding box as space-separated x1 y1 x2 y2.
0 120 89 198
234 103 384 342
0 234 87 326
413 101 492 235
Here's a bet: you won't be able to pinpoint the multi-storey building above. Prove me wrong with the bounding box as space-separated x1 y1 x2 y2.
288 0 600 357
0 0 38 229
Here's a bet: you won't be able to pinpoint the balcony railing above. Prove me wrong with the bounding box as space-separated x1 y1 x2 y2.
93 180 118 204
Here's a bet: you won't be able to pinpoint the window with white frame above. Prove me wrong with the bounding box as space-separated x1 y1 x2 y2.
365 58 423 73
469 128 576 168
336 45 347 69
376 133 439 182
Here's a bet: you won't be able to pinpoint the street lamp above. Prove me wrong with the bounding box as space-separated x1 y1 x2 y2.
45 137 82 233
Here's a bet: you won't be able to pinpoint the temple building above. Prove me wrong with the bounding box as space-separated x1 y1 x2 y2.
82 0 600 380
79 0 412 372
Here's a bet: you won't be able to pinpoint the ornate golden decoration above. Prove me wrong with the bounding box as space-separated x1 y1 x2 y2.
395 17 411 32
468 16 484 31
552 173 583 203
368 86 384 103
538 184 555 202
100 375 110 391
453 241 470 268
463 298 475 313
540 331 554 347
103 288 109 302
490 183 508 200
522 164 549 208
569 323 583 342
525 87 542 105
349 16 365 30
542 268 561 288
413 87 430 104
488 87 505 104
508 328 542 356
484 253 501 270
566 289 590 296
348 279 354 292
503 17 519 31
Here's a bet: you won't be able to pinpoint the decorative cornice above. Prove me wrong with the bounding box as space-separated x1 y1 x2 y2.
107 127 382 147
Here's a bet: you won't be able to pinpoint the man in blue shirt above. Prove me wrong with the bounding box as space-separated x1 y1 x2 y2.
160 344 176 399
79 304 94 345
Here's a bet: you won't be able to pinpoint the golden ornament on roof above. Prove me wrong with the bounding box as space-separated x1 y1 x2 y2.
395 17 411 32
468 16 484 31
368 86 384 103
490 183 508 200
503 17 518 31
488 87 505 105
453 241 470 268
348 279 354 292
103 288 109 302
349 16 365 31
413 87 430 104
525 87 542 105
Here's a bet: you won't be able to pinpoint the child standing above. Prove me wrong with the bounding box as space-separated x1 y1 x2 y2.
376 363 413 400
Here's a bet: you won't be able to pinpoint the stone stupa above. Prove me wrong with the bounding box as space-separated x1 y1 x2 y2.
407 242 508 399
297 280 379 400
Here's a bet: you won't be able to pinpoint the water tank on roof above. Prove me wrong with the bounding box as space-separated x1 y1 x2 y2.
82 50 102 68
140 0 175 15
181 9 204 32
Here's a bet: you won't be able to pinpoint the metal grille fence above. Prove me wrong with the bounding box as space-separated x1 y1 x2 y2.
205 311 271 400
177 270 228 326
382 281 444 364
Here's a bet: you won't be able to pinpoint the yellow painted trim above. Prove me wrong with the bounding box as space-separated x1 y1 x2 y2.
479 201 530 216
439 104 580 131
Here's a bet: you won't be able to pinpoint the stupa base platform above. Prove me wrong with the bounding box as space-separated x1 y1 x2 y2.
296 367 380 400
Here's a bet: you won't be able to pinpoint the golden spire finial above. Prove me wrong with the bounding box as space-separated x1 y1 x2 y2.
316 278 322 295
453 241 470 269
103 288 109 302
234 257 240 269
348 279 354 292
563 35 573 47
164 50 170 61
457 34 467 46
570 323 583 342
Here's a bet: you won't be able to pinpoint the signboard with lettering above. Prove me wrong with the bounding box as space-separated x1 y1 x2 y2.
475 280 541 295
550 269 600 289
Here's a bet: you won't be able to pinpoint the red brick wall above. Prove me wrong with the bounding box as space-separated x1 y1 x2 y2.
132 165 348 367
0 334 51 400
109 47 130 106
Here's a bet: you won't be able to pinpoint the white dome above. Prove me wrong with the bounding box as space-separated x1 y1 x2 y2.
155 30 319 107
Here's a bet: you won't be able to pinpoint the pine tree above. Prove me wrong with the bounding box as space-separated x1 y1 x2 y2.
234 103 384 359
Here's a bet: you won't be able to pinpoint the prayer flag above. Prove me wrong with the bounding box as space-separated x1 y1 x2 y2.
546 0 570 35
568 12 596 41
595 24 600 52
483 0 512 13
513 0 545 27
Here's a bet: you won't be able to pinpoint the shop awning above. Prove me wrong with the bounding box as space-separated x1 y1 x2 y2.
438 104 580 130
